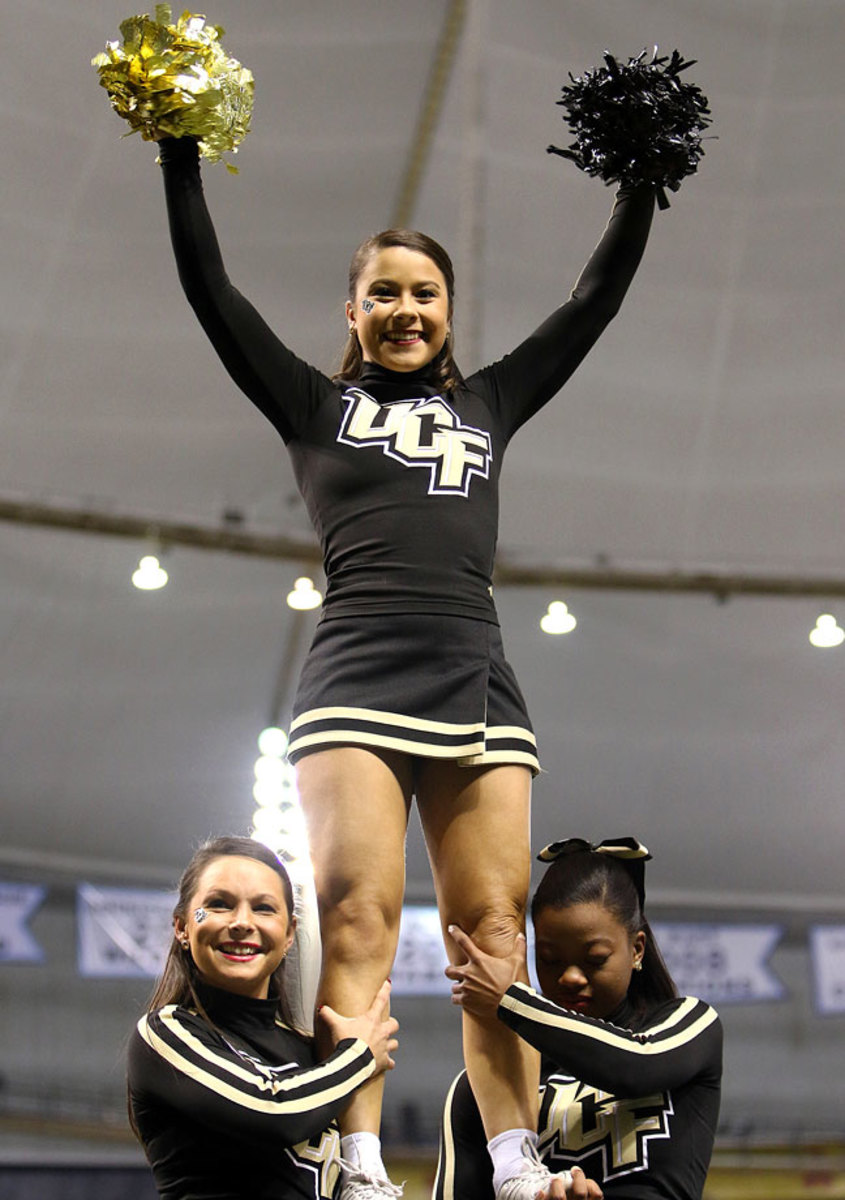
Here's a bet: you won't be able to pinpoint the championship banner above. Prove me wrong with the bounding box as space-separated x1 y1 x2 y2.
391 905 450 995
651 922 785 1004
809 925 845 1015
77 884 176 978
0 881 46 963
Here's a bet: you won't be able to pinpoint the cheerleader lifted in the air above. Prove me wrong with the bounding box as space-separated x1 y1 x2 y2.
97 19 709 1200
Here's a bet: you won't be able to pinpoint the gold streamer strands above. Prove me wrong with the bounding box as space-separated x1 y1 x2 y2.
92 5 254 172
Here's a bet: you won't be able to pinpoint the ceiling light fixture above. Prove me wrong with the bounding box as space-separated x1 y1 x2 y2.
131 554 168 590
286 576 322 610
257 726 289 757
540 600 577 635
250 728 310 867
809 614 844 648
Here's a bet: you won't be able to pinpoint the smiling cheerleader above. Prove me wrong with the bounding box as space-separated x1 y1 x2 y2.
100 13 710 1197
127 836 400 1200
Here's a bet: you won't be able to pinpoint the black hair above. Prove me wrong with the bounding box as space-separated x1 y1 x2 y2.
531 846 677 1018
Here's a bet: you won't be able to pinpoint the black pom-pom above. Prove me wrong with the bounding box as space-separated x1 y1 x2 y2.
547 48 712 208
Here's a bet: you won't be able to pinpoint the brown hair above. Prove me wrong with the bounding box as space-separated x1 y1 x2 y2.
129 837 301 1141
333 228 463 393
146 836 297 1025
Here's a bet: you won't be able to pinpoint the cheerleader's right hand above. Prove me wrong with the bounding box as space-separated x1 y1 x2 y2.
318 980 399 1075
538 1166 602 1199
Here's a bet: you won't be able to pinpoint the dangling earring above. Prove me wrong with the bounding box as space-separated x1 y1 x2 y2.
633 959 643 971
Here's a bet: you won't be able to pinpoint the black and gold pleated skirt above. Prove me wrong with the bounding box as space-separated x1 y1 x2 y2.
287 612 539 774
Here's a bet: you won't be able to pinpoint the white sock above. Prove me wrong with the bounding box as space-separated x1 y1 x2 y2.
341 1132 387 1181
487 1129 538 1193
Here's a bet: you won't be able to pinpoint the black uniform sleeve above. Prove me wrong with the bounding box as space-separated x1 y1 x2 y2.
499 984 722 1097
157 137 332 442
128 1005 376 1148
433 1070 493 1200
473 185 655 440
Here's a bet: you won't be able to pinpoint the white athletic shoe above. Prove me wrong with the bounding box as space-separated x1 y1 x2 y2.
494 1137 573 1200
337 1160 404 1200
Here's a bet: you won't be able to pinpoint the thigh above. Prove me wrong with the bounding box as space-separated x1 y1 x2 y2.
295 746 414 906
415 760 532 961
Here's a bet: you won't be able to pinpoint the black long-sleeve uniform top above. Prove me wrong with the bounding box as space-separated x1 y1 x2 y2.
436 984 722 1200
158 138 654 623
127 983 377 1200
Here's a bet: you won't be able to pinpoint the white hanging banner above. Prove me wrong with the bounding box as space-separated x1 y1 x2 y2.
809 925 845 1015
68 895 791 1004
391 905 450 995
651 922 784 1004
77 884 176 978
0 882 46 963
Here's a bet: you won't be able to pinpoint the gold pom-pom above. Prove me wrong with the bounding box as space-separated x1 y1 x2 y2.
92 5 254 171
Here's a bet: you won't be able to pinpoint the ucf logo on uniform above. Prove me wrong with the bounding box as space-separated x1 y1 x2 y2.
221 1050 341 1198
540 1076 674 1179
288 1127 341 1200
338 388 493 498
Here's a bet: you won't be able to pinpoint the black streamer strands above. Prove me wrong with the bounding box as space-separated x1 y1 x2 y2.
547 48 712 209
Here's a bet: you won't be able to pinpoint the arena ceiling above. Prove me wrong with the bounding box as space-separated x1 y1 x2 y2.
3 0 844 914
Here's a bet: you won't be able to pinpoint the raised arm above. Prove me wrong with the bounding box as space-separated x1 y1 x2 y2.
567 184 656 320
476 185 656 438
157 137 329 441
499 983 722 1097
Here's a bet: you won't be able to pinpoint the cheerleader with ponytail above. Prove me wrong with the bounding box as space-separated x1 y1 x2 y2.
440 839 722 1199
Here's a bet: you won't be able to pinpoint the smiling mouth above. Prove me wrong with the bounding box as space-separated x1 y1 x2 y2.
384 331 425 344
218 943 260 959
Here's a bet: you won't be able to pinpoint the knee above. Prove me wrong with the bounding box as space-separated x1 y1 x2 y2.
448 898 527 958
318 885 402 965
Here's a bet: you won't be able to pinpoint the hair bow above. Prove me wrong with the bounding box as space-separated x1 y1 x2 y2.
537 837 651 907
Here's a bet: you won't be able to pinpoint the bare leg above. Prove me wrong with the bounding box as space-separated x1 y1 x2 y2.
416 761 538 1139
296 746 414 1139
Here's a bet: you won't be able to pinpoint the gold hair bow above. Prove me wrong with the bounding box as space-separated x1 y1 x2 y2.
537 837 651 906
538 836 650 863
